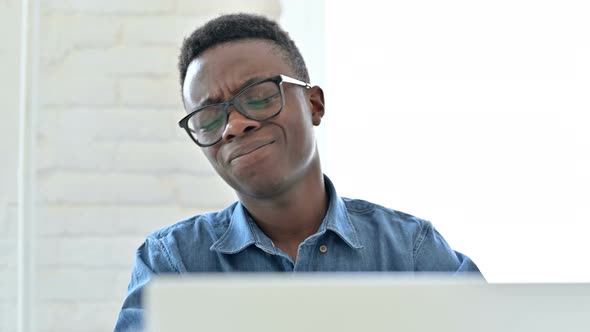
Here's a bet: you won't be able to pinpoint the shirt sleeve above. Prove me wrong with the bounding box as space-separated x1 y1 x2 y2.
114 237 177 332
413 220 484 277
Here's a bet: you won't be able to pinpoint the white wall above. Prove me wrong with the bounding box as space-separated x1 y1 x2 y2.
2 1 327 330
280 0 327 160
0 1 22 331
325 0 590 282
33 1 280 331
12 0 582 329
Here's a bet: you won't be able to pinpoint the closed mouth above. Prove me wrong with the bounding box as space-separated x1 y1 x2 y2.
229 141 275 163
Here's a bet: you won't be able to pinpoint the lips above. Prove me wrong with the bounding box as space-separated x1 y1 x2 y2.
227 140 275 164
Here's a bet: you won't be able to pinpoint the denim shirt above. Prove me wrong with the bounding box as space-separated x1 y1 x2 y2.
114 176 482 331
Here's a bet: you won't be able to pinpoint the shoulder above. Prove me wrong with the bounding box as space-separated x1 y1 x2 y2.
340 197 481 272
135 202 239 272
342 197 431 229
340 197 434 248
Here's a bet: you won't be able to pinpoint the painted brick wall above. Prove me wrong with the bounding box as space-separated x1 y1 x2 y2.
36 1 281 331
0 0 21 331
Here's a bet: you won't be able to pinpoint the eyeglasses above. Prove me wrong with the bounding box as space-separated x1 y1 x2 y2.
179 74 311 147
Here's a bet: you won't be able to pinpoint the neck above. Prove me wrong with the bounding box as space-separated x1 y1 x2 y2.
237 159 328 251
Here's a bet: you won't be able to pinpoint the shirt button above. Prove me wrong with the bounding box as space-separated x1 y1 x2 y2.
319 245 328 253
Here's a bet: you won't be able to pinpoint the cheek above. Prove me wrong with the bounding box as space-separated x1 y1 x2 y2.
202 147 222 168
283 104 315 151
284 91 312 127
294 95 315 129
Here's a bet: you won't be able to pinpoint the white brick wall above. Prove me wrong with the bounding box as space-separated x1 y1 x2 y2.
37 108 182 142
118 77 179 107
35 1 282 331
40 76 118 106
44 45 179 76
0 301 16 332
0 238 16 332
0 237 16 265
37 205 204 236
39 141 213 174
176 0 280 17
38 236 143 267
40 14 121 68
0 204 17 238
38 301 123 332
38 268 131 301
42 0 175 14
0 0 20 331
120 16 206 46
40 172 177 204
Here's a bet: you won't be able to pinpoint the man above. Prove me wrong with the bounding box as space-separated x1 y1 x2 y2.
115 13 482 331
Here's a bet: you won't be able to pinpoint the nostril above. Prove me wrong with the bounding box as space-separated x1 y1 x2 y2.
223 116 261 142
223 125 256 142
244 125 257 133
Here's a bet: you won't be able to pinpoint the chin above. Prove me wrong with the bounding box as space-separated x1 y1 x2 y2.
231 173 291 200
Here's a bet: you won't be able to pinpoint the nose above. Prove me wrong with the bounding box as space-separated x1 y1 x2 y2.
222 107 261 142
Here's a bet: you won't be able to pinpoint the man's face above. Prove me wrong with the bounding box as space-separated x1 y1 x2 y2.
182 40 324 199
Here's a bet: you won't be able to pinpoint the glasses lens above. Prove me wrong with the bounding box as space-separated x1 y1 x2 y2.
187 105 226 146
235 81 282 120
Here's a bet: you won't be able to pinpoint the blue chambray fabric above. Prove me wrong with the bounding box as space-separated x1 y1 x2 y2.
114 176 482 331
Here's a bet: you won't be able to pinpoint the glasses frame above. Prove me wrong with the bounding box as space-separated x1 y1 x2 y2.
179 74 312 147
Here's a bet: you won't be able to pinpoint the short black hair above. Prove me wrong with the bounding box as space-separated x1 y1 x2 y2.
178 13 310 89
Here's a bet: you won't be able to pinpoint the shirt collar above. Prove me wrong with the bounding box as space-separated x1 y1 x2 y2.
210 175 363 254
319 176 363 249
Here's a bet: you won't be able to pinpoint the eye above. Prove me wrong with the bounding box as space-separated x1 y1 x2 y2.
244 92 280 110
198 113 225 132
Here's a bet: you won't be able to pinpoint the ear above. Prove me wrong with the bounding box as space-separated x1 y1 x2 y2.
308 86 325 126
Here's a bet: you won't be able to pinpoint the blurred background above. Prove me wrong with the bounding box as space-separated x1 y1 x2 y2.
1 0 589 331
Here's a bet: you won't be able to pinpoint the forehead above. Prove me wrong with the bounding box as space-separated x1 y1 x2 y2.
182 40 294 109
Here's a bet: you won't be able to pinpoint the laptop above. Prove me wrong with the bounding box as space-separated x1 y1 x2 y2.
145 273 590 332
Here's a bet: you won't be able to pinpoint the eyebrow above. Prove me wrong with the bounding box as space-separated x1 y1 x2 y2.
195 76 267 109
